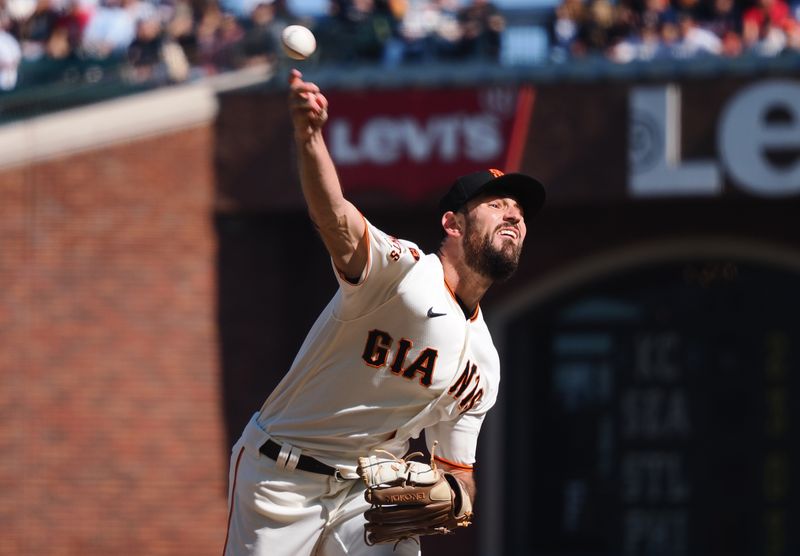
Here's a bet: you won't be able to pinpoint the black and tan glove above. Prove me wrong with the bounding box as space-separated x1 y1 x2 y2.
356 451 473 547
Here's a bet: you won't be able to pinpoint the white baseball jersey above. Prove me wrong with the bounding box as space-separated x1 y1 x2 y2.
257 217 500 472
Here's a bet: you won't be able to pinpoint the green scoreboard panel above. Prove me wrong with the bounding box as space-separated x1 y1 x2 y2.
502 260 797 556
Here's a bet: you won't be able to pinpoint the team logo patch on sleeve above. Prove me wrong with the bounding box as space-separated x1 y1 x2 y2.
387 236 404 262
381 234 420 263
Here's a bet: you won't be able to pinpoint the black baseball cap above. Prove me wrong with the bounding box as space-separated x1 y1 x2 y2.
438 169 546 217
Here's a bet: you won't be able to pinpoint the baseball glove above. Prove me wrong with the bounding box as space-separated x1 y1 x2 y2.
356 449 473 547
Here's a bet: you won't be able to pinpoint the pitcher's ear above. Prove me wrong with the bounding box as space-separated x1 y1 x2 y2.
441 211 462 237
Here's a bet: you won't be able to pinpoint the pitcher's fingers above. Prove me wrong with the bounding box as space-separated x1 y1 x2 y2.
289 92 320 112
288 68 303 85
289 73 320 95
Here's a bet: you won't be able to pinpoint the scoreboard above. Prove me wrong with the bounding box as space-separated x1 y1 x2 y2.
500 260 798 556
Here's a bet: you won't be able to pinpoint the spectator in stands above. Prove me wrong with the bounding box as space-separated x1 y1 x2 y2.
126 7 192 82
429 0 463 58
46 0 93 60
43 20 72 57
700 0 743 55
13 0 59 59
549 0 586 61
354 0 398 62
81 0 137 58
614 1 639 42
456 0 504 59
611 19 670 61
702 0 741 37
640 0 677 29
0 11 23 89
576 0 630 57
316 0 397 63
238 0 282 66
672 11 722 55
198 9 245 71
385 0 462 63
165 0 199 67
307 0 345 62
127 12 165 80
718 28 744 54
742 0 797 54
659 17 681 52
390 0 441 62
744 12 788 53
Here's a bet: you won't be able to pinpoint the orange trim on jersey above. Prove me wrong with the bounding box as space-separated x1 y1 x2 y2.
334 212 371 286
443 278 479 322
434 455 474 471
222 446 246 556
504 85 536 173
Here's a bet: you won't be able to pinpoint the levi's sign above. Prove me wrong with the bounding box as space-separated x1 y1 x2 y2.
324 88 522 202
329 115 502 165
629 80 800 198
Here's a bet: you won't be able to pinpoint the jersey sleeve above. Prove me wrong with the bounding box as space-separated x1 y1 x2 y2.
423 414 484 469
332 217 422 320
423 385 499 468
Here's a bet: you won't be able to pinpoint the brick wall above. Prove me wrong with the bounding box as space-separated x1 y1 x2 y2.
0 125 227 555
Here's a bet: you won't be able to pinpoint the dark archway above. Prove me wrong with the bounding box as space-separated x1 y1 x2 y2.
488 242 800 556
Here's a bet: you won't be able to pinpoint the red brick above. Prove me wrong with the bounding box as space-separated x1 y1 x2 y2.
0 125 227 555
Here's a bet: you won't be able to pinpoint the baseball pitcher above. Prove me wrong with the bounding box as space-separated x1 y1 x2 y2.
222 68 546 556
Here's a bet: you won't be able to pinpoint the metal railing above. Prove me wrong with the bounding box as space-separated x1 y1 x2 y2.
3 48 800 125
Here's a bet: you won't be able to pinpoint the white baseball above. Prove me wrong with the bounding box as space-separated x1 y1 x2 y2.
281 25 317 60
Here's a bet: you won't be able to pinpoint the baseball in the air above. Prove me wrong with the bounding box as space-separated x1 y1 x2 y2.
281 25 317 60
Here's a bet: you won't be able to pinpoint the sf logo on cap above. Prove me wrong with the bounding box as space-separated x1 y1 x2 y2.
489 169 504 178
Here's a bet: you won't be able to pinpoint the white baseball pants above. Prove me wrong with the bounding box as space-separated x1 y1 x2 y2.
223 414 420 556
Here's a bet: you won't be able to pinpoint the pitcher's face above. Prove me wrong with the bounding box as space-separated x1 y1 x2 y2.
460 194 526 282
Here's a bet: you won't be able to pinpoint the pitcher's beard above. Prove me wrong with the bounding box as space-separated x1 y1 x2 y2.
463 224 522 282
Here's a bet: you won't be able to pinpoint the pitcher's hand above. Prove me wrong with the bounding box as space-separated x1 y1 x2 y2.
288 69 329 141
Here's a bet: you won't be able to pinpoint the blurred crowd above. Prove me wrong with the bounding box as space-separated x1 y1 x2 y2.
0 0 504 91
549 0 800 62
1 0 799 92
312 0 504 65
0 0 294 90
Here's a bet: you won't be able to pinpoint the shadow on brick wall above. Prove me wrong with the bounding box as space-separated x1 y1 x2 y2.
215 212 336 453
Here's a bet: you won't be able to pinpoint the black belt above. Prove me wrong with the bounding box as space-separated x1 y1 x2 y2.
259 439 338 476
